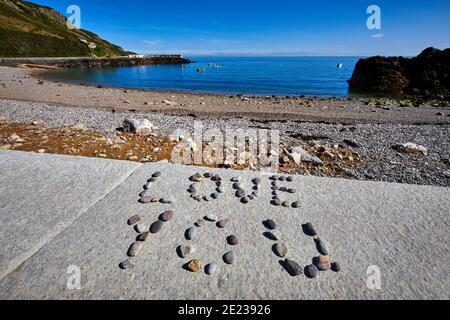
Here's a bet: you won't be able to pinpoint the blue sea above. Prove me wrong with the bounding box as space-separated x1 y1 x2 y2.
46 56 361 97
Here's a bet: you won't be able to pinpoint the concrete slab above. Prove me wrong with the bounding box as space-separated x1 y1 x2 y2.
0 152 448 299
0 150 141 280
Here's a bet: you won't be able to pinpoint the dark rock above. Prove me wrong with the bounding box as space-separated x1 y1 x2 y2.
331 261 341 272
264 231 279 241
271 199 281 206
227 235 239 245
159 210 174 222
137 231 150 241
128 242 143 257
348 47 450 97
186 227 196 240
223 251 235 264
150 220 163 233
315 238 329 255
273 242 288 258
236 189 246 198
217 219 230 228
284 259 302 276
127 215 141 225
303 222 317 236
152 171 162 178
138 196 153 204
304 264 318 278
119 259 135 270
264 219 277 230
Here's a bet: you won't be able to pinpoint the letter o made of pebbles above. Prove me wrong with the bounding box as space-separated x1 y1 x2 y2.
178 216 239 275
188 172 224 202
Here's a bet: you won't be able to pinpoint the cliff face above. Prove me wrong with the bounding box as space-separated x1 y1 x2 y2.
349 47 450 97
0 0 134 57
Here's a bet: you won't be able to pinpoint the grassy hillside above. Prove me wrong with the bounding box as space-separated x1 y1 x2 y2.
0 0 134 57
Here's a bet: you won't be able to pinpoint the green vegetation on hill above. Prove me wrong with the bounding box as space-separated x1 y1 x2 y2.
0 0 134 57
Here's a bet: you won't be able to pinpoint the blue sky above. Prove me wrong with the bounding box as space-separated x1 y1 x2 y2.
32 0 450 56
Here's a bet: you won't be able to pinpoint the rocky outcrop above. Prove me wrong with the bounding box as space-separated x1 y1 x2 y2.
349 47 450 97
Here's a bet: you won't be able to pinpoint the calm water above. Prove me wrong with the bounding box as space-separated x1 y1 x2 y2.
46 56 361 97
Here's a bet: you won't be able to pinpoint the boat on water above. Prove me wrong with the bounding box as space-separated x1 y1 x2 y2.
337 63 343 69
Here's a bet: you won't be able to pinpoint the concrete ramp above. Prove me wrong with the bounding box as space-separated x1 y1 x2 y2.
0 151 448 299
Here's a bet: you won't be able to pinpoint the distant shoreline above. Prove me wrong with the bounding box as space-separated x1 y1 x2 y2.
0 55 191 69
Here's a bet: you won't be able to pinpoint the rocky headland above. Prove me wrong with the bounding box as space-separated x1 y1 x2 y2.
349 47 450 99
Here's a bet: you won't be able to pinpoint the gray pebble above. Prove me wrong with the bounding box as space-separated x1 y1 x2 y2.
205 263 218 275
233 182 243 189
150 220 163 233
231 176 241 182
195 219 206 227
304 264 318 278
147 177 157 183
253 177 262 184
223 251 235 264
134 223 148 233
178 244 195 258
217 219 230 228
292 201 301 208
211 192 219 199
139 190 151 197
271 199 281 206
315 238 329 255
128 242 143 257
216 186 224 193
241 197 249 204
287 188 296 193
265 219 277 230
119 259 135 270
159 210 174 222
265 231 279 241
252 190 260 197
284 259 302 276
331 262 341 272
186 227 197 240
205 214 217 221
203 195 211 201
152 172 162 178
274 242 288 258
138 196 153 204
282 201 291 207
188 187 196 194
137 231 150 241
303 222 317 236
160 195 175 204
286 176 294 182
227 235 239 245
236 189 246 198
279 175 286 181
127 215 141 225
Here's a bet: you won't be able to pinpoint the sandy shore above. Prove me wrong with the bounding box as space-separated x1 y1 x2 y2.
0 66 449 125
0 66 449 187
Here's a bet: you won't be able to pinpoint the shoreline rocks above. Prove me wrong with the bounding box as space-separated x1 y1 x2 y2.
349 47 450 97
